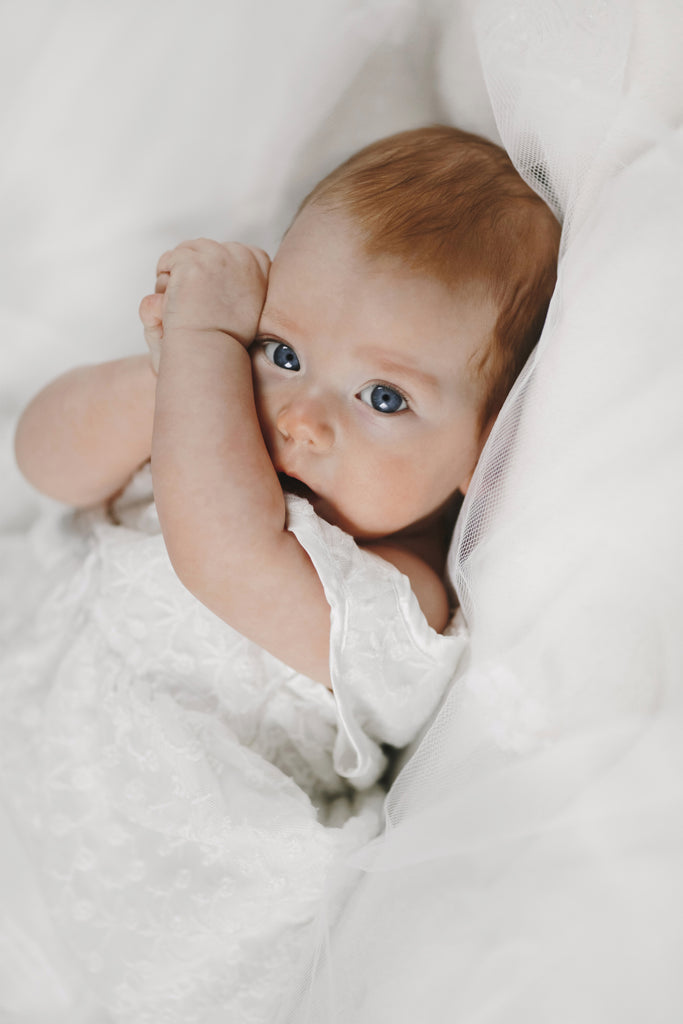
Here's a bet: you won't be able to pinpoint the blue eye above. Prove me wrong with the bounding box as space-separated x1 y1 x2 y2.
358 383 408 414
263 340 300 371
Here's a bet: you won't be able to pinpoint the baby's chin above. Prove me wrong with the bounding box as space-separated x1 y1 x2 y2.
305 496 394 541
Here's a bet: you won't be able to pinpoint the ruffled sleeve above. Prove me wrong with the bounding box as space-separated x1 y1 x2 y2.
285 496 468 789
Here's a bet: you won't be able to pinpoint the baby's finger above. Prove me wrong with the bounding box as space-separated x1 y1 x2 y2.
155 249 176 277
139 294 164 373
156 239 220 277
155 271 170 295
138 292 164 328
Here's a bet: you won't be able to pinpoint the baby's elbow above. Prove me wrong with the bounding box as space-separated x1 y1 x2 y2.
14 408 42 488
162 533 205 594
14 412 65 502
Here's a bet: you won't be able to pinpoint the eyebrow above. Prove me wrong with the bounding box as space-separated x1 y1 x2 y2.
361 349 441 394
258 308 302 338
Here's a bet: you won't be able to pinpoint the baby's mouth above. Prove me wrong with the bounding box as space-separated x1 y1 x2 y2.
278 473 317 503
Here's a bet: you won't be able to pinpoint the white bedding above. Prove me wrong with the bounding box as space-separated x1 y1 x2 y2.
2 0 683 1021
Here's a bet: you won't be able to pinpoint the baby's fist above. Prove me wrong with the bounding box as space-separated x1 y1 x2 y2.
144 240 270 357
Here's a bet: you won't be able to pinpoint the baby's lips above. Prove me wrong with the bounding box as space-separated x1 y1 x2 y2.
277 471 316 501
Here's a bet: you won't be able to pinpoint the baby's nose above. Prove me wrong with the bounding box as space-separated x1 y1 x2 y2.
276 397 334 450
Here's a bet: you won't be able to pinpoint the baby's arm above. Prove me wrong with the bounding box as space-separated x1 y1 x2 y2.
14 355 156 506
146 240 332 686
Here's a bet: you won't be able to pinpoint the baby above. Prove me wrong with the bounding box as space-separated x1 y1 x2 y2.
16 125 559 682
5 125 559 1021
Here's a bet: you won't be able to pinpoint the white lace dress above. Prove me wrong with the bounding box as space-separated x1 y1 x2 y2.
0 467 467 1023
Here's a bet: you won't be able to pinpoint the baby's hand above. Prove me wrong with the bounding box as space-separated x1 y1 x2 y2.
139 239 270 373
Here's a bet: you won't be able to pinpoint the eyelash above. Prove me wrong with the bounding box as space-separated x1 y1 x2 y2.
256 338 410 414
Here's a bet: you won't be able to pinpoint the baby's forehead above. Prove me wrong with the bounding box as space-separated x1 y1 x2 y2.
270 210 495 331
274 208 487 295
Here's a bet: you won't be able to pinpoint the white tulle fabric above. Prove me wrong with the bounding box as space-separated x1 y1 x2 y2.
287 1 683 1021
0 468 465 1023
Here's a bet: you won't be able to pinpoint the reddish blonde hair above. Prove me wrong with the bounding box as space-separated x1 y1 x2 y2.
300 125 560 430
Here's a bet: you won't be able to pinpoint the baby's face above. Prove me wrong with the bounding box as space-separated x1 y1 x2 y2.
250 206 496 541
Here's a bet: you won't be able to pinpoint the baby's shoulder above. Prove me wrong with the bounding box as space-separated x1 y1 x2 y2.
360 541 450 633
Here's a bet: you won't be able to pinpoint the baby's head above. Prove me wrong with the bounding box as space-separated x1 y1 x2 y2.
251 126 559 542
299 125 560 434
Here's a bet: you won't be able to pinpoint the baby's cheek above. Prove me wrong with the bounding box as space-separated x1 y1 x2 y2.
350 453 427 528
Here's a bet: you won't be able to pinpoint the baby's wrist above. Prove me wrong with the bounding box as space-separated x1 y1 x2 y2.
159 325 249 363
